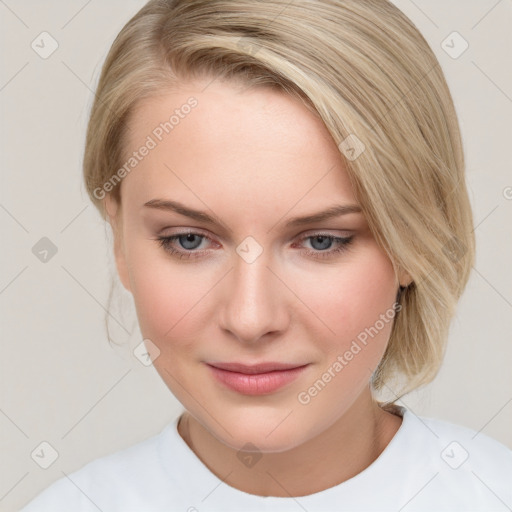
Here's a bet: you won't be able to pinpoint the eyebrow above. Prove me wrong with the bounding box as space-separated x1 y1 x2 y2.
143 199 362 230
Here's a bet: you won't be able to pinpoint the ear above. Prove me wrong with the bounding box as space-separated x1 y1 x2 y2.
397 267 413 288
104 194 132 293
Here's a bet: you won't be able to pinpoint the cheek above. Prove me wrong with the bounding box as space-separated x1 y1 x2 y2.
292 248 398 416
294 244 397 359
126 243 207 345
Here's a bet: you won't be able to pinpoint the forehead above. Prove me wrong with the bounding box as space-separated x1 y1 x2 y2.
120 79 357 210
126 79 333 150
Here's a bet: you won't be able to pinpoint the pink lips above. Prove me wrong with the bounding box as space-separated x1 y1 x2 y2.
206 362 310 395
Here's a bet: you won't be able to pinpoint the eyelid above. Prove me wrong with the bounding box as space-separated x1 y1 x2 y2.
297 228 354 238
158 228 353 246
158 226 210 236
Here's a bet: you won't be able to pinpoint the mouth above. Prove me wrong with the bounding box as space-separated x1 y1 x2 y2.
205 362 310 395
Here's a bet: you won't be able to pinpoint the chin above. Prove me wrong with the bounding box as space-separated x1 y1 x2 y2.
206 413 311 453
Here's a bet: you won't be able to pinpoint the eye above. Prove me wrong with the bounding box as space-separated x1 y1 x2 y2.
153 231 354 261
154 231 214 260
295 233 354 260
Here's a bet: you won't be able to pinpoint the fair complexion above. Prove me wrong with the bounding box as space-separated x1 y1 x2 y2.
105 78 411 497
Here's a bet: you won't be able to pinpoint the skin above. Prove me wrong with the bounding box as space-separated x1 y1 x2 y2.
105 77 411 497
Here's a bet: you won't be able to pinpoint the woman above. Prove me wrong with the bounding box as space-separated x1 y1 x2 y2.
21 0 512 510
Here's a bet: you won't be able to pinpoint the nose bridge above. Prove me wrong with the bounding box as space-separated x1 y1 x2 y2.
220 246 286 343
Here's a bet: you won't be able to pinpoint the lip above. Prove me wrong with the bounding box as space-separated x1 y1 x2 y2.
206 362 310 395
207 361 308 374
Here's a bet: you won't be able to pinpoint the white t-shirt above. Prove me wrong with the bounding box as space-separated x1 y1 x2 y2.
20 406 512 511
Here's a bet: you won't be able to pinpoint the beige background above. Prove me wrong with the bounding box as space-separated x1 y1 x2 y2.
1 0 511 510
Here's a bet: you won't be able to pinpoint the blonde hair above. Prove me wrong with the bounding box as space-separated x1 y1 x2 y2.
83 0 475 400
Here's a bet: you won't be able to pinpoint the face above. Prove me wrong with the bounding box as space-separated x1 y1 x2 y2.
107 78 404 453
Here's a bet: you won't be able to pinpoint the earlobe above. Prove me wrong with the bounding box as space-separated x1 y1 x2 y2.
104 195 132 293
397 268 413 289
395 269 412 305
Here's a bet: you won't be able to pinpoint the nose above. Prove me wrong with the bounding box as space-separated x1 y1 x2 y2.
218 249 289 344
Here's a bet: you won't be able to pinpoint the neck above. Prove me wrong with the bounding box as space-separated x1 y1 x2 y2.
177 389 402 497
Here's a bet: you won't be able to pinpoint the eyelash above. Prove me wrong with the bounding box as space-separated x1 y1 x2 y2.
154 231 354 261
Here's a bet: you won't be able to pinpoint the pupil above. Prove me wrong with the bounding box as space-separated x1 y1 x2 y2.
313 236 331 250
180 234 200 250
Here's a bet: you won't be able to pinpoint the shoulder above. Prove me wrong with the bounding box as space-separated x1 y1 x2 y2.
417 412 512 469
20 420 179 512
394 407 512 510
